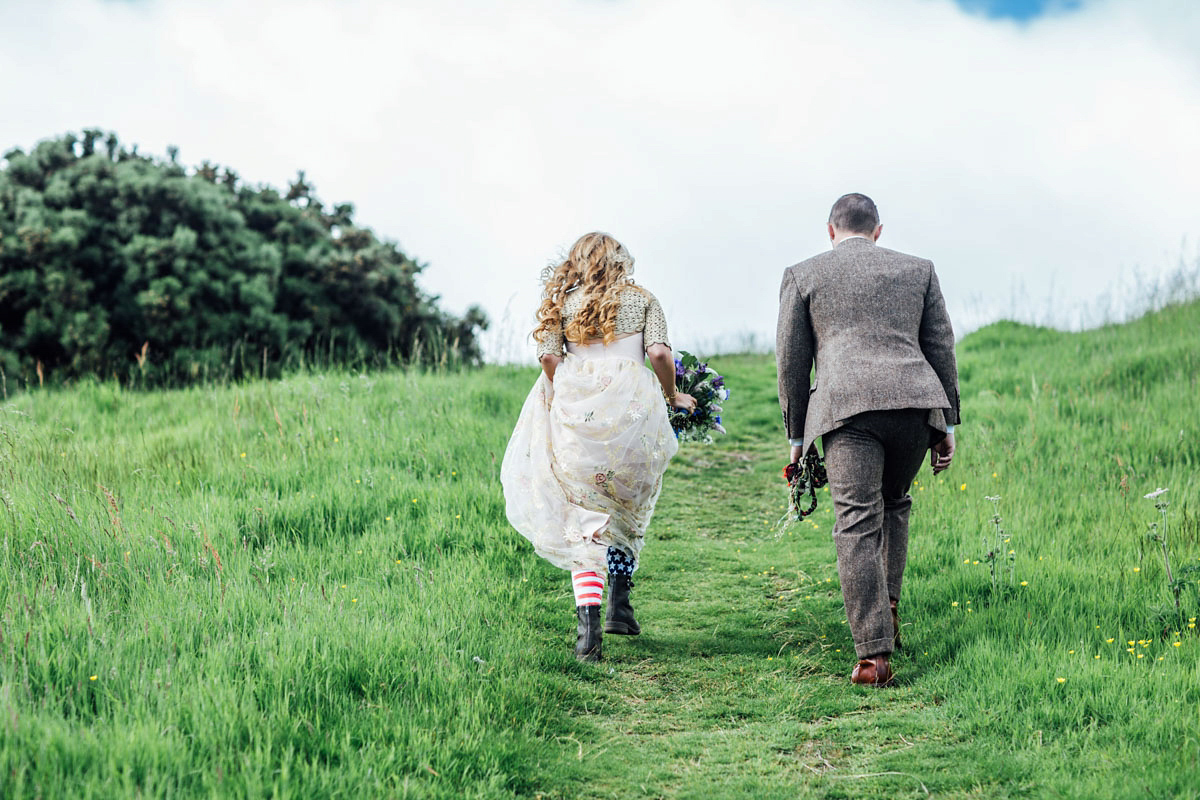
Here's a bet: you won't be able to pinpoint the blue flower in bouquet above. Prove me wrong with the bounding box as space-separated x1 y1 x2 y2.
669 350 729 443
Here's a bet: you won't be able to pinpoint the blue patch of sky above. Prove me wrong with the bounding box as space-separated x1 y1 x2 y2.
954 0 1085 21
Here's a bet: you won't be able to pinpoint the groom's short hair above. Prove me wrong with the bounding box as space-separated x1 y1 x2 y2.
828 193 880 234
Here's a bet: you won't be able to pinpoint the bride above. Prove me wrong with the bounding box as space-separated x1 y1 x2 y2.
501 232 696 661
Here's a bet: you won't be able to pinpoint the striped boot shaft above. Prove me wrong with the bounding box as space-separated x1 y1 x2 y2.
571 570 605 607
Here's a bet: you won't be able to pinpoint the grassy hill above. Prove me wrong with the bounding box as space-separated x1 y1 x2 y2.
1 300 1198 798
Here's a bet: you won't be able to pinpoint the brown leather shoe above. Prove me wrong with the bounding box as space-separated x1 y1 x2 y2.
850 656 895 687
890 600 902 651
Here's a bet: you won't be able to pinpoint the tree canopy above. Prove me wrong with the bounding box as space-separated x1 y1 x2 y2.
0 130 486 387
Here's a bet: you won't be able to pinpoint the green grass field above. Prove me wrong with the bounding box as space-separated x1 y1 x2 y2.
2 300 1199 799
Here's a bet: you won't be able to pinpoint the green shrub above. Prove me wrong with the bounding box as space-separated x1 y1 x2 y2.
0 131 486 389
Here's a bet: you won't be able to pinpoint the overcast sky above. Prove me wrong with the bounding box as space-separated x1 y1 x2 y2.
3 0 1198 360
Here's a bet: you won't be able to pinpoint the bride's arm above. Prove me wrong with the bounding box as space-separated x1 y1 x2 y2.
646 344 696 411
539 353 561 382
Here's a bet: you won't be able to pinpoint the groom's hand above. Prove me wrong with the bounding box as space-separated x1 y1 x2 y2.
930 433 955 474
789 444 804 464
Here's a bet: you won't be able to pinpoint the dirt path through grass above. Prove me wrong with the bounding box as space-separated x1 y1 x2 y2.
534 358 967 799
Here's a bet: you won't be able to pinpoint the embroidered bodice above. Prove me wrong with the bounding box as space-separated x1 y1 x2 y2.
535 286 671 359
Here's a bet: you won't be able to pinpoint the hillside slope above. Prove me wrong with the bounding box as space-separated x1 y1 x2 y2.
0 300 1197 798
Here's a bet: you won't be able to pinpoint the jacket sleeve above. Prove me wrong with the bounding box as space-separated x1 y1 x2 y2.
776 268 814 441
918 262 961 425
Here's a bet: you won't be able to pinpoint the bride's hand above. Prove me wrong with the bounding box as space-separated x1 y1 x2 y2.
672 392 698 413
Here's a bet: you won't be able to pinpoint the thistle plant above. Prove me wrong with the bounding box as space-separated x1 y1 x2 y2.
1143 488 1179 609
983 495 1016 590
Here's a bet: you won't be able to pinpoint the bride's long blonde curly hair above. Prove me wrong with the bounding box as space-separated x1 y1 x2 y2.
533 232 643 347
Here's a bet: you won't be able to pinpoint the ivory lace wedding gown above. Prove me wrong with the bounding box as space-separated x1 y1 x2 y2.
501 332 678 572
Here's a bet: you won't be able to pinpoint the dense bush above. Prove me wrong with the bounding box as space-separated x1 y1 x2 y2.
0 130 486 388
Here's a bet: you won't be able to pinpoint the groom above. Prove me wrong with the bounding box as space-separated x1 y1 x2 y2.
776 193 961 686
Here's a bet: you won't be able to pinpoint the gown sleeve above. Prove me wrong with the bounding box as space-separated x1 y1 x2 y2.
643 293 671 349
535 323 565 359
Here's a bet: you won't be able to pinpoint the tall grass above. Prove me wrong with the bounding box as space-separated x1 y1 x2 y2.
0 368 594 798
2 298 1199 798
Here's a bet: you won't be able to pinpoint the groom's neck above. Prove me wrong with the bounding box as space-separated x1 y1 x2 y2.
828 224 882 247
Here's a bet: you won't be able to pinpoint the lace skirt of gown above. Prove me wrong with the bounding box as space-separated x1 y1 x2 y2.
500 333 679 572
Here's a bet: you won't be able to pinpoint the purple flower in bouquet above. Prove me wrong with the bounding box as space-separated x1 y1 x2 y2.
669 350 729 443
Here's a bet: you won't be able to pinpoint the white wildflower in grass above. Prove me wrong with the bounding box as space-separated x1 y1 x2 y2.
1143 486 1189 613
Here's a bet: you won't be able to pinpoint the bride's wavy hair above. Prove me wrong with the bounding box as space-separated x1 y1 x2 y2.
533 232 643 347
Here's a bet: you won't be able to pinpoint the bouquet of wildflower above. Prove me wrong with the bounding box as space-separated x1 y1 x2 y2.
784 452 827 519
669 351 728 443
774 451 829 533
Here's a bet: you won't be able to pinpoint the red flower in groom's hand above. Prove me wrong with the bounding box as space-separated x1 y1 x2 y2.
784 463 800 484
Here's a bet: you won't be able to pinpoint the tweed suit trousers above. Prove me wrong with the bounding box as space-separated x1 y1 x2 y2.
824 409 931 659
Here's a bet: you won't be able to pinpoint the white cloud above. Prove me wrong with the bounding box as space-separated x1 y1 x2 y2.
2 0 1198 360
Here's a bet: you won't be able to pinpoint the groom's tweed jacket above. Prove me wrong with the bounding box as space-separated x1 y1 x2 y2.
776 237 961 447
